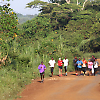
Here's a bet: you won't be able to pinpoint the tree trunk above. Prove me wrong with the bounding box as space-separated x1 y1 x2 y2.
77 0 78 5
83 0 88 8
66 0 70 4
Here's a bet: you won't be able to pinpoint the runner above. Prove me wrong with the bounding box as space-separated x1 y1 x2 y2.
63 56 69 76
58 58 63 77
91 55 95 62
82 58 87 76
94 58 99 76
91 55 95 75
76 58 83 76
48 57 56 77
73 56 78 76
38 61 46 83
88 59 93 76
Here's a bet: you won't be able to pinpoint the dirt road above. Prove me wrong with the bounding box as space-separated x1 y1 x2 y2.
16 72 100 100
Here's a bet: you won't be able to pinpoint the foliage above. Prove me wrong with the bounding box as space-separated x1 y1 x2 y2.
49 0 66 4
22 17 52 39
26 0 48 8
0 4 18 37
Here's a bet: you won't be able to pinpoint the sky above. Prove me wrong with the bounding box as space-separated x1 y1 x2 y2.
0 0 49 15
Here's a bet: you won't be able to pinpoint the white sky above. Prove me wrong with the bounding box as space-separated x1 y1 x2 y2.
0 0 49 15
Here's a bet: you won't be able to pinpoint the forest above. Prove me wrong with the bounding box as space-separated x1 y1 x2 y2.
0 0 100 99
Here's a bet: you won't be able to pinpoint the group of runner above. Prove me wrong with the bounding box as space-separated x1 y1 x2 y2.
38 55 99 83
73 55 99 76
38 56 69 83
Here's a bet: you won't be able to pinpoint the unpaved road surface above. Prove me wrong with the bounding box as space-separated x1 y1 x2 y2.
16 72 100 100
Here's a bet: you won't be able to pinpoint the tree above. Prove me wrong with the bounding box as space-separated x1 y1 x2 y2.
0 4 18 37
49 0 66 4
26 0 48 9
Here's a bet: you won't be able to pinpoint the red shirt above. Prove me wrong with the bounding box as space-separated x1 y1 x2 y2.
58 60 63 66
82 60 87 67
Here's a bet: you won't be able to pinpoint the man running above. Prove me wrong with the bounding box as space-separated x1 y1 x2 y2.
38 61 46 83
82 58 87 76
48 57 56 77
91 55 95 75
63 56 69 76
76 58 83 76
73 56 78 75
58 58 63 77
94 58 99 76
88 59 93 76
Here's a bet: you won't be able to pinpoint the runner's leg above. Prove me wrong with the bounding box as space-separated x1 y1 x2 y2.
66 66 67 76
50 67 52 75
61 68 62 76
52 67 54 76
43 74 44 81
64 66 67 76
40 74 42 81
59 68 61 76
75 65 78 75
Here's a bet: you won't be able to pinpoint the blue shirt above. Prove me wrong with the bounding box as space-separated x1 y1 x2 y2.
76 60 83 68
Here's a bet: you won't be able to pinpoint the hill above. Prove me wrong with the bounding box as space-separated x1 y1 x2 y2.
17 13 37 24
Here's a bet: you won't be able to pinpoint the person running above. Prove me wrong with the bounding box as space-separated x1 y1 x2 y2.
91 55 95 63
48 57 56 77
88 59 93 76
91 55 95 75
94 58 99 76
82 58 87 76
38 61 46 83
76 58 83 76
63 56 69 76
58 58 63 77
73 56 78 75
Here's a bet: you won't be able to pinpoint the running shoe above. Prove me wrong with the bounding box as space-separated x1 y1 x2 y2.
66 73 67 76
76 73 78 76
42 79 44 82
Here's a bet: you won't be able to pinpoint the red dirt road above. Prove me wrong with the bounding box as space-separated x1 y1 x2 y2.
16 72 100 100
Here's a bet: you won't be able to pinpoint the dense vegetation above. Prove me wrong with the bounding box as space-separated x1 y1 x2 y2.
0 0 100 100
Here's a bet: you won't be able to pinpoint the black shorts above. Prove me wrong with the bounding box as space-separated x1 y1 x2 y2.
59 66 62 69
74 65 78 71
51 67 54 73
78 68 82 71
82 67 86 72
94 68 98 73
40 72 44 75
88 68 92 71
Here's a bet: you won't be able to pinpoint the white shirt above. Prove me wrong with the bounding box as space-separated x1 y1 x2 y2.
94 61 99 68
63 59 68 66
49 60 56 67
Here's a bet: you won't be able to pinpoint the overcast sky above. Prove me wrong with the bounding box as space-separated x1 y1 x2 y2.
0 0 49 15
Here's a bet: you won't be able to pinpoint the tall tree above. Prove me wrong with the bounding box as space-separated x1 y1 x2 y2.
49 0 66 4
26 0 48 9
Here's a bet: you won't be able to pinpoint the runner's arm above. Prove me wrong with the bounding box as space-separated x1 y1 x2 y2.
44 65 46 70
48 63 51 66
38 65 41 70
